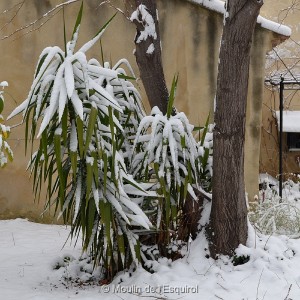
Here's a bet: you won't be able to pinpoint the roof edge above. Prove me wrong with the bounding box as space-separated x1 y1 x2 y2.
186 0 291 37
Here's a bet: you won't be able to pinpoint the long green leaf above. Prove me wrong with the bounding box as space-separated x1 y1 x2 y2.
61 107 68 146
54 132 64 208
84 105 98 155
76 116 84 158
86 160 93 205
167 75 178 118
78 13 117 53
63 6 67 54
200 113 210 146
72 1 83 37
70 151 77 179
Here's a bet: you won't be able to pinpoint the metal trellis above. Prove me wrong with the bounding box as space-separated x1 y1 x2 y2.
265 75 300 198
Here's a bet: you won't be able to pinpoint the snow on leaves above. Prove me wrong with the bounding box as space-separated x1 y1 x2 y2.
132 106 200 230
7 11 154 275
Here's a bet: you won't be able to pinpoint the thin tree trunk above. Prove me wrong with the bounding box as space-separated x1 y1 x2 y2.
129 0 204 244
209 0 263 258
130 0 169 113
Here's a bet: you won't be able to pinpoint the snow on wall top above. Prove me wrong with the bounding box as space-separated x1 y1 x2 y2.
275 111 300 132
187 0 291 37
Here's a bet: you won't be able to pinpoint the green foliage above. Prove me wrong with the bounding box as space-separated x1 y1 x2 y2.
197 116 213 192
249 182 300 237
232 254 250 266
8 4 215 280
132 82 201 243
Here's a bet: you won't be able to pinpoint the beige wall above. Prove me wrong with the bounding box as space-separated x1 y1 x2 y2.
0 0 285 221
260 87 300 180
260 0 300 180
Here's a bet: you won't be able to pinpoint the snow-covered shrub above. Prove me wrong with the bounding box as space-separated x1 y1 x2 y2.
131 78 200 244
8 4 215 280
8 7 153 280
0 81 13 168
249 182 300 237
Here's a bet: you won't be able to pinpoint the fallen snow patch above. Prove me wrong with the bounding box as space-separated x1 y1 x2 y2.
2 213 300 299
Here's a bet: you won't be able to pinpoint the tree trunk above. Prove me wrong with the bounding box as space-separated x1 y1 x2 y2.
209 0 263 258
130 0 169 113
130 0 204 246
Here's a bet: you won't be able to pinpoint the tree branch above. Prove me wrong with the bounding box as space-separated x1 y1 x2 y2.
1 0 80 40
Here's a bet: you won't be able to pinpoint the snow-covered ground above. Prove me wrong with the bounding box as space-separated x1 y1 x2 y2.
2 211 300 300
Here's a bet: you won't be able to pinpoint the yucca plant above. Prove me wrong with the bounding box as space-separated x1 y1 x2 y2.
0 81 13 168
109 59 146 168
131 77 200 253
8 5 154 280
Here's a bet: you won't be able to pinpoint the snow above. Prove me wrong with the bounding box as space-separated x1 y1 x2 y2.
0 81 8 87
0 219 81 300
70 121 78 152
188 0 225 14
275 110 300 132
70 91 84 121
130 4 157 43
54 127 62 136
146 43 155 54
3 214 300 299
64 58 75 98
187 0 291 37
251 175 300 237
257 16 291 37
86 156 94 166
259 173 278 186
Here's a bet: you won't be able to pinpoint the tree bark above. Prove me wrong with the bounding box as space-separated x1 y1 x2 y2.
130 0 169 114
209 0 263 258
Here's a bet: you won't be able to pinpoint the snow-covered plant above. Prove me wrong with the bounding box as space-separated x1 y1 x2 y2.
197 117 213 192
0 81 13 168
111 59 146 167
132 77 200 241
8 6 153 279
249 182 300 237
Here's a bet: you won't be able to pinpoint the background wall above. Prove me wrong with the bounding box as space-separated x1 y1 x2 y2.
0 0 284 222
260 0 300 180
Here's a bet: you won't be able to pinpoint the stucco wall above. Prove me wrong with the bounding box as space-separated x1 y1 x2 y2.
260 86 300 180
0 0 282 222
260 0 300 180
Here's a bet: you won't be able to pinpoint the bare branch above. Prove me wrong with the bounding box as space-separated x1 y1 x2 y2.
284 284 292 300
97 0 128 18
0 0 25 32
278 0 300 25
256 269 264 300
1 0 25 15
1 0 81 40
10 7 63 42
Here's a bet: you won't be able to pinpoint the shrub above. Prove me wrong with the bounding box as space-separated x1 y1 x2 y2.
131 78 202 253
8 4 214 280
8 6 153 280
249 180 300 237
